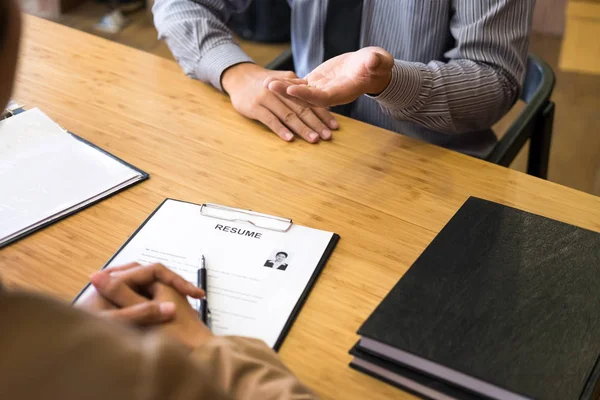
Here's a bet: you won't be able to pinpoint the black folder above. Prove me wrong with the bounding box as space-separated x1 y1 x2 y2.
355 197 600 400
350 342 482 400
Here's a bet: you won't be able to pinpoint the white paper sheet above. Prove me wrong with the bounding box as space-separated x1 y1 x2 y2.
104 199 335 348
0 108 143 244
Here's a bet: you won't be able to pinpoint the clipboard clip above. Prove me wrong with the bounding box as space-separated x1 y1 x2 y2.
1 101 25 121
200 203 293 232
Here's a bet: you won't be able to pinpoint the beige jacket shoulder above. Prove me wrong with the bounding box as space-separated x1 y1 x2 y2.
0 290 317 400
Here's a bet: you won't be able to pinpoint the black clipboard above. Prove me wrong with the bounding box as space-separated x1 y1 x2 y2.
0 106 149 249
73 199 340 351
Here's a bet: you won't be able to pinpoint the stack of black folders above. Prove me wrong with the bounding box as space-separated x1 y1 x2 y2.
351 197 600 400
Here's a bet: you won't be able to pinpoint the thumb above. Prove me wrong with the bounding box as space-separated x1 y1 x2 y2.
365 51 393 75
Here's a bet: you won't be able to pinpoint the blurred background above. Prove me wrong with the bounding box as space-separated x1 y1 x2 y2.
17 0 600 196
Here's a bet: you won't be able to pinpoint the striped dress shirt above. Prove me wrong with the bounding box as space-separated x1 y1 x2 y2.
153 0 534 157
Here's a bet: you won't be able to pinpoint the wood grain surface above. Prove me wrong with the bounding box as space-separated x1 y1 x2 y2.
2 15 600 400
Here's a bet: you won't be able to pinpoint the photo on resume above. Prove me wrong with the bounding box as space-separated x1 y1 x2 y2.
263 250 291 271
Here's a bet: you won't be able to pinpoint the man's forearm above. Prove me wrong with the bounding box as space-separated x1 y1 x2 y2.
373 59 520 134
373 0 533 134
153 0 254 91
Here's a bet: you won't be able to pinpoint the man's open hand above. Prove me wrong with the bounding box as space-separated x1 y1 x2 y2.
264 47 394 109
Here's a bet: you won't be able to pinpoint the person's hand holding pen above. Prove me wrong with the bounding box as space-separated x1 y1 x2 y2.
76 262 213 351
75 262 205 326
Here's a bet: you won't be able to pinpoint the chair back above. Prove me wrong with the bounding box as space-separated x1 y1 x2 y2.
486 54 556 167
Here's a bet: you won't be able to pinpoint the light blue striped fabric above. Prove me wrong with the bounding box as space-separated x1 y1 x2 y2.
153 0 534 157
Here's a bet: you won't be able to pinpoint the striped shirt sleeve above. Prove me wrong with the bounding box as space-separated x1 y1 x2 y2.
373 0 534 134
152 0 254 91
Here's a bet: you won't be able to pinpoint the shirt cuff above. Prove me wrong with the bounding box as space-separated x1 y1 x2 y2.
195 43 254 92
371 60 427 110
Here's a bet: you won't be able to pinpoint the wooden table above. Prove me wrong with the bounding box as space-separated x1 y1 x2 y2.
3 15 600 400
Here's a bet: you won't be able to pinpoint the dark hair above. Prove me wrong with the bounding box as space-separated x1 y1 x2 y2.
276 252 288 258
0 3 8 48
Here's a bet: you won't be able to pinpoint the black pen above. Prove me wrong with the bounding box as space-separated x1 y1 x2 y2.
197 255 208 325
